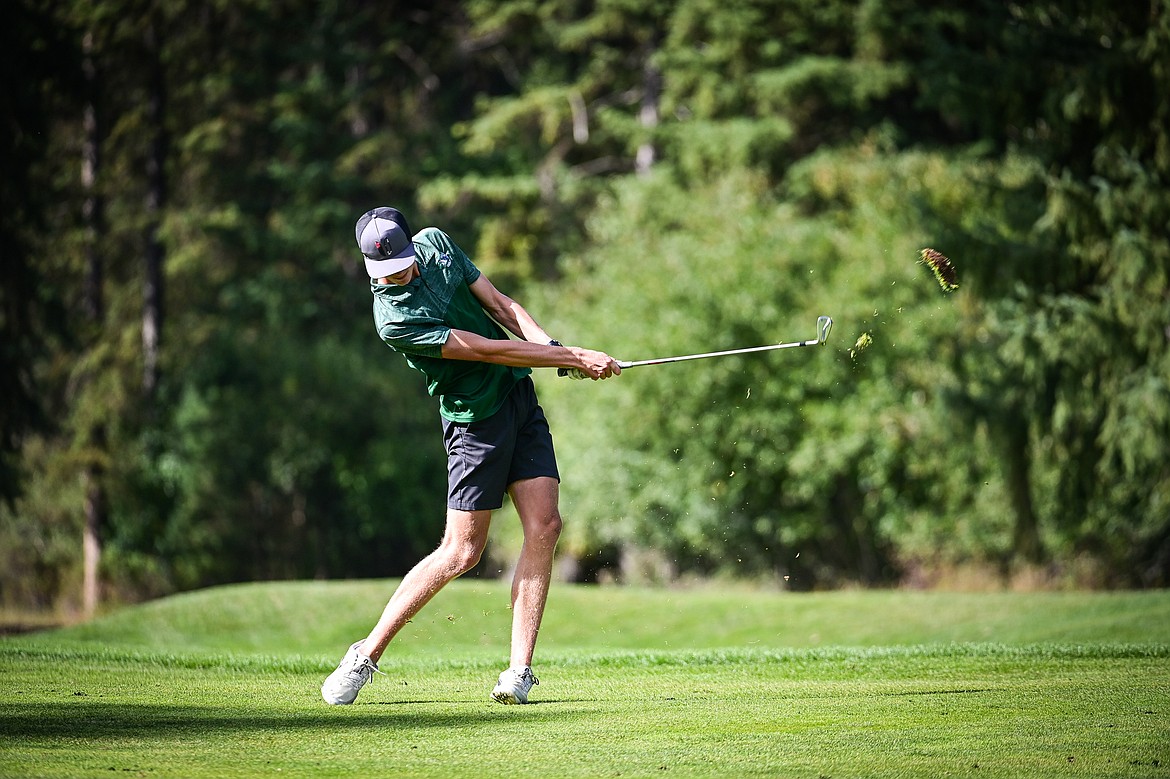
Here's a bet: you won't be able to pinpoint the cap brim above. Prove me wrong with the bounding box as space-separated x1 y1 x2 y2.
364 245 416 278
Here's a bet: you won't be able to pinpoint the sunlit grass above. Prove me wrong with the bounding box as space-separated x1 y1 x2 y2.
1 583 1168 778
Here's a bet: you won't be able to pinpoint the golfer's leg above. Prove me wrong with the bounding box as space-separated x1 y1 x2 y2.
506 476 562 668
360 508 491 663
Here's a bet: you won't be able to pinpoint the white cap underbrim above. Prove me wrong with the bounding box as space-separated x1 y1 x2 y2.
364 251 416 278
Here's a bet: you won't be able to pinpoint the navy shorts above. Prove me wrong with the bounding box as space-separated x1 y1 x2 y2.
441 376 560 511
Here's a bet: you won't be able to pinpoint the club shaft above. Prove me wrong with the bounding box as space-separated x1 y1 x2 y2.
618 338 819 369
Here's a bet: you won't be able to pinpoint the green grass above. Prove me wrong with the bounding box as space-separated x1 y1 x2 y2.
2 583 1168 778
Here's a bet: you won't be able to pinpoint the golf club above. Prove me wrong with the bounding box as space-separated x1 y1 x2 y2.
559 316 833 378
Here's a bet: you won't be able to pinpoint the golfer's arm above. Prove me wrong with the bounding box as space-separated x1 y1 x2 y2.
441 329 574 369
467 274 552 344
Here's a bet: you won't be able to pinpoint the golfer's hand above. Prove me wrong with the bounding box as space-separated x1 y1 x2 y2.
567 348 622 381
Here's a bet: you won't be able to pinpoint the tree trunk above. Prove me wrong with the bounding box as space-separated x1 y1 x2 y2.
82 36 104 325
143 19 168 398
81 30 107 620
1003 413 1043 564
82 465 104 617
635 54 661 177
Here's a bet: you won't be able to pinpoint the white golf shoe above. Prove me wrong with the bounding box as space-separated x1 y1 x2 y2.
491 666 539 704
321 641 382 705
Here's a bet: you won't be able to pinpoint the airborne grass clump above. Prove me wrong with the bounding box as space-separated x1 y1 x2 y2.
850 330 874 359
920 247 959 292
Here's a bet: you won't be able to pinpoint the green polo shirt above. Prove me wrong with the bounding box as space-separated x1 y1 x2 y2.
371 227 529 422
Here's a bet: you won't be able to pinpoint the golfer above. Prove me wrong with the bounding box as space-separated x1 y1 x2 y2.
322 207 620 705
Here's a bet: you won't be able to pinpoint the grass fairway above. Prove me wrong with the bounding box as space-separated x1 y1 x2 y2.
2 584 1168 778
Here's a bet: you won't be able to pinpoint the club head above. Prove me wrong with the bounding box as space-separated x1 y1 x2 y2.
817 316 833 344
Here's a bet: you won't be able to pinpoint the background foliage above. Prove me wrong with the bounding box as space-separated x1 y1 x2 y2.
3 0 1167 612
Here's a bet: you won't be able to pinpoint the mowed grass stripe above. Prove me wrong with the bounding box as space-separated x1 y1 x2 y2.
2 640 1168 675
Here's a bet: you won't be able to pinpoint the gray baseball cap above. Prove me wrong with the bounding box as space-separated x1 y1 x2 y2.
355 207 417 278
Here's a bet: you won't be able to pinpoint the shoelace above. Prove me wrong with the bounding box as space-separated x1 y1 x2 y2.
344 654 385 685
518 668 539 687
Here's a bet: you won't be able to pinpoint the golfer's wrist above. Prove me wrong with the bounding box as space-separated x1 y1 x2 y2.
547 339 583 373
546 339 564 364
546 339 570 370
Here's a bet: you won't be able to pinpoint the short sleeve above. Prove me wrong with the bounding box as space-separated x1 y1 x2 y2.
377 320 450 359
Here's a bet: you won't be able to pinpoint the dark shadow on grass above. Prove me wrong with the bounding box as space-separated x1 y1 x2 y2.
0 700 584 741
372 698 590 706
882 689 996 696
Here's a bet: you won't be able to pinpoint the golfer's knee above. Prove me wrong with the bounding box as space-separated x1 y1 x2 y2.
440 537 486 576
528 510 562 545
438 509 490 576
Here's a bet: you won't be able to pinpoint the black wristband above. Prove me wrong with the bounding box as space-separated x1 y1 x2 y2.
547 340 562 347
